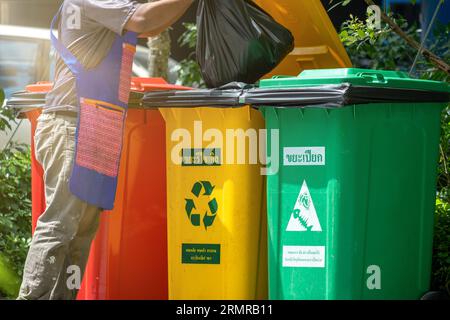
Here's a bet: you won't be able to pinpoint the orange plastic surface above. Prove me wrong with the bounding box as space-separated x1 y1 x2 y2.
26 78 191 93
26 109 46 233
254 0 353 78
78 109 168 299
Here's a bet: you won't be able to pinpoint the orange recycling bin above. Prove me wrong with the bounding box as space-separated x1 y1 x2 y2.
24 78 190 300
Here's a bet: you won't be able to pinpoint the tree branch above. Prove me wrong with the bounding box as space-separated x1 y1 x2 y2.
364 0 450 75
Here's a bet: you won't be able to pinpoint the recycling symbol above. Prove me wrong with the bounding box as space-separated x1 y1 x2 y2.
185 181 218 230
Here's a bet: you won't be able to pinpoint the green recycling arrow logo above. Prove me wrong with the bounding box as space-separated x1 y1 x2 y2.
185 181 218 230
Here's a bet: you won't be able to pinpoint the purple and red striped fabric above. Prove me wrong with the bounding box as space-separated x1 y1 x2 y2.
76 99 125 177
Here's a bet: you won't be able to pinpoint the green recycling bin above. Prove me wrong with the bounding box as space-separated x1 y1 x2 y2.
252 68 450 300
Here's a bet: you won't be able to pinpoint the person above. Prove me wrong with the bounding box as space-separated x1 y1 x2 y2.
18 0 193 300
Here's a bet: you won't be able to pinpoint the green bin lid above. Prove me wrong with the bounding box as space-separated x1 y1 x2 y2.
260 68 450 93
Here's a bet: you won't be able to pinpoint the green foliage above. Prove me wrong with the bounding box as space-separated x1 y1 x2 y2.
0 101 15 133
178 22 197 49
177 23 205 88
0 143 32 297
436 81 450 296
417 22 450 82
437 90 450 199
0 252 21 298
433 198 450 294
339 14 419 71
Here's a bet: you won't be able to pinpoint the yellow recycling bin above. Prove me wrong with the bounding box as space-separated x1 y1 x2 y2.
149 87 268 300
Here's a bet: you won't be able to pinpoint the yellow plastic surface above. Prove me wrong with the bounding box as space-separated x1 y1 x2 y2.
160 106 268 300
254 0 353 78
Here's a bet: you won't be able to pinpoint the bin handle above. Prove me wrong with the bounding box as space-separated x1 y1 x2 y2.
357 72 387 84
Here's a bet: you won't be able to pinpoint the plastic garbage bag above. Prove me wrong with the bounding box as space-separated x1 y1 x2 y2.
196 0 294 88
142 83 450 109
142 82 253 107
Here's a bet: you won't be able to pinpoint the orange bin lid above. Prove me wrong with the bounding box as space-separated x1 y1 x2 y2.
26 81 53 93
131 77 191 91
26 77 191 93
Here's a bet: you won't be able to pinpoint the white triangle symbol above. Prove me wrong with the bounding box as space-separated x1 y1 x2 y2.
286 180 322 232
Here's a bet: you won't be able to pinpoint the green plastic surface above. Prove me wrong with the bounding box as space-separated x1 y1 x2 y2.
262 68 449 300
261 68 450 93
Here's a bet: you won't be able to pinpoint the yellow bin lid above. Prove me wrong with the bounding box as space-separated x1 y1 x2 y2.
253 0 353 78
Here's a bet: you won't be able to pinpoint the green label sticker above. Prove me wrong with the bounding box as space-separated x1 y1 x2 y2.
181 148 221 166
182 244 221 264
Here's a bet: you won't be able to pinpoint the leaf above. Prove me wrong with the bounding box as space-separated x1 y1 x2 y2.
357 29 366 39
7 165 16 175
340 30 349 40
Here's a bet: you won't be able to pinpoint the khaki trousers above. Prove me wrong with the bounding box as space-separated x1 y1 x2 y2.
18 112 101 300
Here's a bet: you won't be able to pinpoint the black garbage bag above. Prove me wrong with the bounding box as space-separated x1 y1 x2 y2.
196 0 294 88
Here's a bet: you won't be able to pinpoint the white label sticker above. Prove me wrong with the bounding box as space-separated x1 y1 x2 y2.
286 180 322 232
283 147 326 166
282 246 325 268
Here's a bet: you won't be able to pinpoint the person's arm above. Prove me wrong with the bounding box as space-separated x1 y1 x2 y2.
136 23 174 38
137 22 174 38
125 0 194 37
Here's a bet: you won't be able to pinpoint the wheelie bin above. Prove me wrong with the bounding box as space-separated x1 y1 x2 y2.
248 68 450 300
7 78 191 300
143 85 268 300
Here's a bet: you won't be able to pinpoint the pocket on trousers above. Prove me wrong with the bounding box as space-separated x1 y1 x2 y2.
65 122 77 153
34 120 55 167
